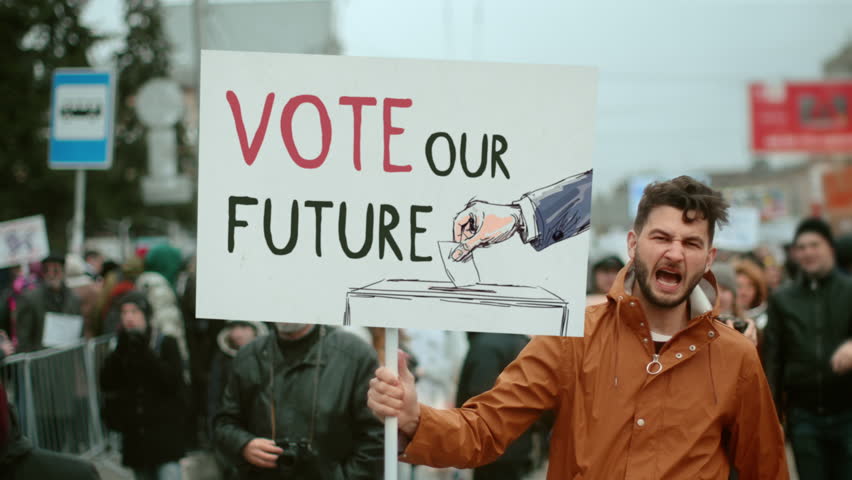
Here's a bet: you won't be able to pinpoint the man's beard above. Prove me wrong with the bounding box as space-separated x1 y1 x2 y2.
634 253 704 308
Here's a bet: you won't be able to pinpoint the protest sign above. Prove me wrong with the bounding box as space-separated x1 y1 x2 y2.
714 206 761 252
42 312 84 347
196 51 597 337
0 215 50 269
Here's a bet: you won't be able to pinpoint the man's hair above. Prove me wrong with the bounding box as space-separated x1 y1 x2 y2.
633 176 729 242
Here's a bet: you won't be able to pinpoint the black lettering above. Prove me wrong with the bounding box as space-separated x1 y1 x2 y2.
228 196 258 253
305 200 334 257
491 134 510 179
460 133 487 177
264 199 299 255
425 132 455 177
410 205 432 262
378 204 403 260
339 202 374 259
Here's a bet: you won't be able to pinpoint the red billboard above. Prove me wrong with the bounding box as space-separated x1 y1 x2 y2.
750 81 852 153
823 165 852 211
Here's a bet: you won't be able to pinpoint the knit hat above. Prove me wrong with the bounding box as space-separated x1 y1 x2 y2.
121 256 145 281
592 255 625 272
794 217 834 248
116 290 152 321
144 243 183 288
41 253 65 267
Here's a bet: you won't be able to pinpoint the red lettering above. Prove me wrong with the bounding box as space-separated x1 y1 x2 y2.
339 96 377 171
383 98 413 172
281 95 332 169
226 91 275 166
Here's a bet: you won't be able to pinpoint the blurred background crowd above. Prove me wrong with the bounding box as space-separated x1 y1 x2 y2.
2 1 852 479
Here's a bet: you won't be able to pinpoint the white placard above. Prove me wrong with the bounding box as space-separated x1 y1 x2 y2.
714 206 761 252
197 51 597 337
0 215 50 269
42 312 84 347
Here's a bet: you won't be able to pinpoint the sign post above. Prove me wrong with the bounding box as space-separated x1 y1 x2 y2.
196 51 598 479
49 69 116 254
384 328 399 479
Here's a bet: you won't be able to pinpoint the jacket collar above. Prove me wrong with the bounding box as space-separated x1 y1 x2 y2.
261 326 326 370
796 267 841 290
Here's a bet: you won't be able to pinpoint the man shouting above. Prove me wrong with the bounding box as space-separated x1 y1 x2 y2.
368 176 787 479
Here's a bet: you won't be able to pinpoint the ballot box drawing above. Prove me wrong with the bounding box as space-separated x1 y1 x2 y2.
345 279 570 336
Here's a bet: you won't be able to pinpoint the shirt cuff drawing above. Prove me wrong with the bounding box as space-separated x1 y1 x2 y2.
514 195 539 243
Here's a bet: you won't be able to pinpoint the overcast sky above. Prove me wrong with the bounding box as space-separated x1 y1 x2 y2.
84 0 852 193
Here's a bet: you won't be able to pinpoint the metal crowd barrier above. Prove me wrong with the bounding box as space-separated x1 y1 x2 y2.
0 334 116 458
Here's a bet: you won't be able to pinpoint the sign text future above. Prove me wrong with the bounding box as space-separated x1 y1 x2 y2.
225 91 513 262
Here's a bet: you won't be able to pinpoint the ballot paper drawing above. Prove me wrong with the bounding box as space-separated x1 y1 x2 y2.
438 241 480 287
196 51 597 337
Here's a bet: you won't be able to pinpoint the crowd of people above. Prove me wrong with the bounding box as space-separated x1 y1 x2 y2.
1 175 852 479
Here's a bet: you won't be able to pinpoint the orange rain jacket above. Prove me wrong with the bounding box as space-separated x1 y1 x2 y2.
402 265 788 479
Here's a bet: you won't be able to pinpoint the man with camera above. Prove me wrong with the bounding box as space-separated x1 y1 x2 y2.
213 322 382 479
100 291 186 480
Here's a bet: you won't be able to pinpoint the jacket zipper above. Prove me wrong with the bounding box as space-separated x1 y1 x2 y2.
646 353 663 375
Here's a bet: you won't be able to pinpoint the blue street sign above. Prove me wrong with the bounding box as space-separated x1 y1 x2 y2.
49 69 116 170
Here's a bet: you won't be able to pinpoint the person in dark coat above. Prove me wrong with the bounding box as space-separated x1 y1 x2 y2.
763 218 852 479
456 332 535 480
213 322 382 479
15 254 82 351
100 291 186 480
0 382 100 480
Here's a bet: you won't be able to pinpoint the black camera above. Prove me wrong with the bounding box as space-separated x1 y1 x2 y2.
717 313 748 334
244 438 322 479
275 438 318 476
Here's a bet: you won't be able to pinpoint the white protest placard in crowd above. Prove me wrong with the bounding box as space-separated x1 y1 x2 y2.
42 312 84 347
196 51 597 337
0 215 50 269
714 206 761 252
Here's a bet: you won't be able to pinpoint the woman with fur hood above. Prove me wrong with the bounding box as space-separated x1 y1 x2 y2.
136 271 189 365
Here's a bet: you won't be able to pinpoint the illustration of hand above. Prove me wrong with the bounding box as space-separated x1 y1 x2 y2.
451 201 522 262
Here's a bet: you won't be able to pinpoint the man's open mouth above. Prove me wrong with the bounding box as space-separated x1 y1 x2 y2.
654 267 682 291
